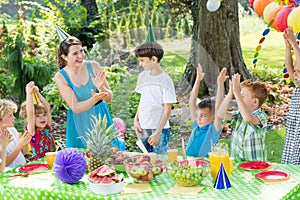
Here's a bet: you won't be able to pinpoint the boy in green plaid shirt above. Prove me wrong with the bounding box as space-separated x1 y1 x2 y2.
217 74 269 161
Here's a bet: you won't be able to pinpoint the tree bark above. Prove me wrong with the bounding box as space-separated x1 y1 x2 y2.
177 0 253 97
81 0 98 22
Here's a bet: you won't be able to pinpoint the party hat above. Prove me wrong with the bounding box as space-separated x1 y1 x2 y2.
214 163 231 189
56 25 70 42
145 24 156 43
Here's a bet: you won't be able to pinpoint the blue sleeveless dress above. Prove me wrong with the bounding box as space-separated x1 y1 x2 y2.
59 61 125 150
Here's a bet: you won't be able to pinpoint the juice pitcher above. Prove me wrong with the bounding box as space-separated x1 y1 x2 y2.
208 144 234 181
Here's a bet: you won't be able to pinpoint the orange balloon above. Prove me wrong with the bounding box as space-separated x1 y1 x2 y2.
253 0 273 16
268 4 283 31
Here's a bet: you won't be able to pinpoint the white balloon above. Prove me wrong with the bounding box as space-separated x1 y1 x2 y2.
206 0 221 12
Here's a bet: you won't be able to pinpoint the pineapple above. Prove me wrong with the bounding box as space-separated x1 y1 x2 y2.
86 114 115 172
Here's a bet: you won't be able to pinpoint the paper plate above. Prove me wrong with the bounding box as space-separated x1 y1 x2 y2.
255 171 289 182
238 161 271 170
19 163 49 173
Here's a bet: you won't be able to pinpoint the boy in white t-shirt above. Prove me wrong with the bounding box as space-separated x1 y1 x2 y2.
0 99 31 171
134 42 177 154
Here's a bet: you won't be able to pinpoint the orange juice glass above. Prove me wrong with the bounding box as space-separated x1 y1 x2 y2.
45 152 57 167
208 151 232 181
167 149 178 163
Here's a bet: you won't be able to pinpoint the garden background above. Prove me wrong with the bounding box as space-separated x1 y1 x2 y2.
0 0 294 163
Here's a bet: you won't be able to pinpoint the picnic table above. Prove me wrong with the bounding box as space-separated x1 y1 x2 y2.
0 157 300 200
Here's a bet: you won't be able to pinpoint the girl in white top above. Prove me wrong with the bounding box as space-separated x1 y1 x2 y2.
0 99 31 171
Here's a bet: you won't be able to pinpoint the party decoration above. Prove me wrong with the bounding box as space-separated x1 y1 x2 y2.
206 0 221 12
268 4 283 30
214 163 231 189
249 0 256 7
288 6 300 32
275 6 294 32
145 24 156 43
53 148 87 184
253 0 273 16
113 118 126 138
56 25 70 42
263 2 278 23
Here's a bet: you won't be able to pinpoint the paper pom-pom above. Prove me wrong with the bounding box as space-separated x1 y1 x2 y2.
53 148 87 184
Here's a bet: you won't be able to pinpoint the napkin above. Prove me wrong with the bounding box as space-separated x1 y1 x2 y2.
122 183 152 194
166 184 204 196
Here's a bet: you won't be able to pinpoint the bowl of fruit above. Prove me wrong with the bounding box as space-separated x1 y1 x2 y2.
167 158 210 187
109 148 142 172
88 165 124 194
124 154 165 182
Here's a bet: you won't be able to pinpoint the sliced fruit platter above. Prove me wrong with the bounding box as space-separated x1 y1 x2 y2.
88 165 124 194
125 154 165 182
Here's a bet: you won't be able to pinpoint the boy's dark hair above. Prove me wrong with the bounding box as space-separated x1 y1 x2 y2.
135 42 164 62
57 36 82 69
241 80 269 107
198 98 215 113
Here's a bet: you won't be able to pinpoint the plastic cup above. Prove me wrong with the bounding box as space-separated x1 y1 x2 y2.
45 152 57 167
167 149 178 163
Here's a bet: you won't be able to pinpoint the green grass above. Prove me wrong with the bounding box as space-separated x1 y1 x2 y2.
219 127 285 163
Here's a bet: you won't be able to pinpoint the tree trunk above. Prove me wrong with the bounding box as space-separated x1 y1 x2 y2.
81 0 98 22
177 0 253 97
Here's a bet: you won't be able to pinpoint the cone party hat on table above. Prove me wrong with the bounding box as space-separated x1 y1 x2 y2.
56 25 71 42
214 163 231 189
145 24 156 43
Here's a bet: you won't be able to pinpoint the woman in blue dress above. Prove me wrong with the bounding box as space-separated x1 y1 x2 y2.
54 36 125 150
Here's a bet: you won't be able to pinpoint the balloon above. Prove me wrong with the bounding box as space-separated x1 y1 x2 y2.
275 6 294 32
113 118 126 138
268 4 283 31
206 0 221 12
249 0 255 7
263 2 277 23
253 0 273 16
287 6 300 32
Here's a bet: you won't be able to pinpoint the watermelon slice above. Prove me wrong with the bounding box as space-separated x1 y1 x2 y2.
100 176 113 184
97 165 115 177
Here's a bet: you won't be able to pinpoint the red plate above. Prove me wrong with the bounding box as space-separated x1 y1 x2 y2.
255 171 289 182
238 161 271 170
19 163 49 173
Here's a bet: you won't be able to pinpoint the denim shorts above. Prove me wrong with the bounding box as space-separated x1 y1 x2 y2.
139 128 170 155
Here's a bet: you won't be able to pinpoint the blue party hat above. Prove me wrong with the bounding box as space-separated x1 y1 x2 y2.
56 25 70 42
214 163 231 189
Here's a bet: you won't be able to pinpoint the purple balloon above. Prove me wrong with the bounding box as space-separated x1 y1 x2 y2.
53 148 87 184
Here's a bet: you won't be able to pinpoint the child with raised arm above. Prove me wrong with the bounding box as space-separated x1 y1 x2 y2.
134 42 177 154
0 131 13 172
281 27 300 165
186 64 225 157
218 74 269 161
20 81 56 160
0 99 31 170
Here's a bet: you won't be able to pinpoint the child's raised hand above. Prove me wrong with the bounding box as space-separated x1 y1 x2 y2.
196 64 204 81
232 73 241 95
217 68 228 85
284 27 297 45
18 132 31 147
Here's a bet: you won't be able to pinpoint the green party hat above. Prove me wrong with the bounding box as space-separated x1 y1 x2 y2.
56 25 70 42
145 24 156 43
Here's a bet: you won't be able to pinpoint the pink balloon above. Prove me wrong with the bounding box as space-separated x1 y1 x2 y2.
113 118 126 138
275 6 294 32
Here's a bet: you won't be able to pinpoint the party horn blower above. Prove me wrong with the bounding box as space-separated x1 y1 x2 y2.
32 92 40 105
214 163 231 189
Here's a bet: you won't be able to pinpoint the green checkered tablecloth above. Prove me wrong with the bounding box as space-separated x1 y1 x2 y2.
1 160 300 200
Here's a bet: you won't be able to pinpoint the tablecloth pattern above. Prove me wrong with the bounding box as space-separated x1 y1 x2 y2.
1 161 300 200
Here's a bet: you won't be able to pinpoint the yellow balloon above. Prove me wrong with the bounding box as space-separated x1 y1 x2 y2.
288 7 300 33
286 77 291 84
263 2 277 23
